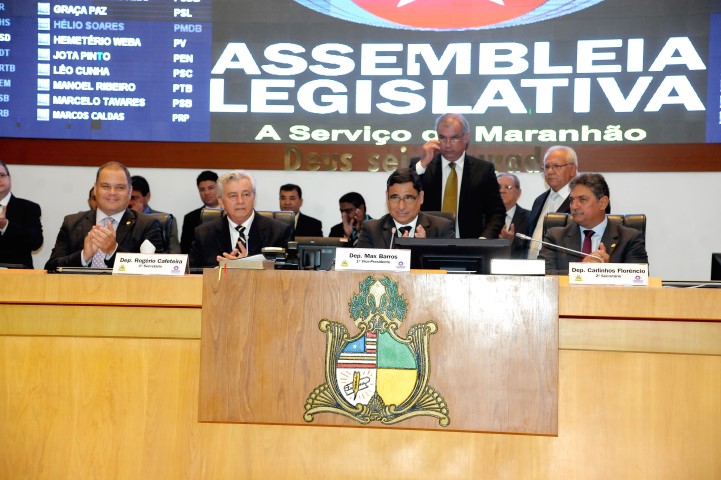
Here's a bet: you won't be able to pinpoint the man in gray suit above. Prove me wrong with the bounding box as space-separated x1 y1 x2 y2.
357 168 455 249
540 173 648 274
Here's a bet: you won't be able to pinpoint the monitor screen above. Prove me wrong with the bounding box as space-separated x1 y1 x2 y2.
394 238 511 274
712 253 721 281
295 237 347 270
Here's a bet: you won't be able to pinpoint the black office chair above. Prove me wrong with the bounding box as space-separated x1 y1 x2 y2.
257 211 295 232
424 211 456 224
148 212 174 253
543 212 646 236
200 207 223 224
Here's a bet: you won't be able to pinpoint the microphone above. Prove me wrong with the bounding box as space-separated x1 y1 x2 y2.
389 227 396 249
515 232 604 263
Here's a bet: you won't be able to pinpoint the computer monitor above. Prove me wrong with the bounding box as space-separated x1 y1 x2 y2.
394 238 511 274
712 253 721 280
295 237 348 270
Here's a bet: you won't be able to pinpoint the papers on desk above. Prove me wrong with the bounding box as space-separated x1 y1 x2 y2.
218 254 269 270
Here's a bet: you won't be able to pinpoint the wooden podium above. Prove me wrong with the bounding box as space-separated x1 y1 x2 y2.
198 270 559 435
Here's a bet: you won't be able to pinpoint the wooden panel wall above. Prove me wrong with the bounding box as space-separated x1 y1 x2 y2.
3 138 721 172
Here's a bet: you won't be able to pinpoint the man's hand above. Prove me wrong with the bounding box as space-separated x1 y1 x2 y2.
583 242 610 263
216 240 248 262
91 220 117 253
342 208 363 237
419 139 440 168
499 223 515 241
414 225 426 238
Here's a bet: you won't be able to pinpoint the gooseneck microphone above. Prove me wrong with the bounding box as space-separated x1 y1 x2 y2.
389 227 397 249
515 232 604 263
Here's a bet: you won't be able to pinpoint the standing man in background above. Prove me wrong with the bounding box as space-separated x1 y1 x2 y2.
0 160 44 268
497 173 529 259
279 183 323 237
181 170 220 254
526 145 578 259
411 113 505 239
45 162 163 271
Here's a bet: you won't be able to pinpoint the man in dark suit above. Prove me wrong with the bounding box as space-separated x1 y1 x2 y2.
540 173 648 274
328 192 371 246
358 168 455 249
0 160 44 268
180 170 220 254
278 183 322 237
526 146 578 259
497 173 529 259
129 175 181 253
45 162 164 272
410 113 505 239
189 170 292 268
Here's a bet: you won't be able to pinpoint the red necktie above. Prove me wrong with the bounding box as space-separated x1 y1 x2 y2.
582 229 594 255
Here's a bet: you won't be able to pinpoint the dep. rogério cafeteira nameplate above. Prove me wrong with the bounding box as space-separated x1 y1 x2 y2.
304 275 449 427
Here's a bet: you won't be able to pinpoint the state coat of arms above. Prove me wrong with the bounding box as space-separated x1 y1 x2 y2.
304 275 449 426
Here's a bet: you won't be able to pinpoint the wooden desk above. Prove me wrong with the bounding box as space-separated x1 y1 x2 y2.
1 272 720 479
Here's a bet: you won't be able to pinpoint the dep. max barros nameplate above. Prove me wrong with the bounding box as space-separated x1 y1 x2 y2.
113 253 188 275
335 248 410 272
569 263 648 286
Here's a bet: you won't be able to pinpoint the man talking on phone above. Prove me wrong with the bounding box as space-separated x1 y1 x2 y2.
328 192 371 246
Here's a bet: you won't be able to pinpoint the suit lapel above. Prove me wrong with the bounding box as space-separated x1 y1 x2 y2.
248 213 268 255
601 222 621 258
381 215 396 247
115 210 134 246
529 190 551 234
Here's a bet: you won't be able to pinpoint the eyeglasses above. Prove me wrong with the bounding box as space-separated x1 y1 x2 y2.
0 173 9 178
499 185 516 191
388 194 418 204
438 136 463 144
543 163 572 171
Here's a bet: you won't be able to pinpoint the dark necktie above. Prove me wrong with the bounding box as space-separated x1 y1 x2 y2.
582 229 594 255
235 225 247 250
398 226 412 237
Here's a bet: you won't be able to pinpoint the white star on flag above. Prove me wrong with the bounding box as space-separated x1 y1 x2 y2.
398 0 505 6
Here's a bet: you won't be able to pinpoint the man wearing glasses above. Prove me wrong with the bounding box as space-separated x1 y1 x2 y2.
497 173 529 259
526 145 579 260
357 168 455 249
411 113 505 239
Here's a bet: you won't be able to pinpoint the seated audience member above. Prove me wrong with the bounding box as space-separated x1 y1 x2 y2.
328 192 370 246
189 170 292 268
181 170 220 254
357 168 454 248
45 162 164 272
0 160 44 268
279 183 323 237
540 173 648 275
88 187 98 210
129 175 181 253
497 173 529 259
